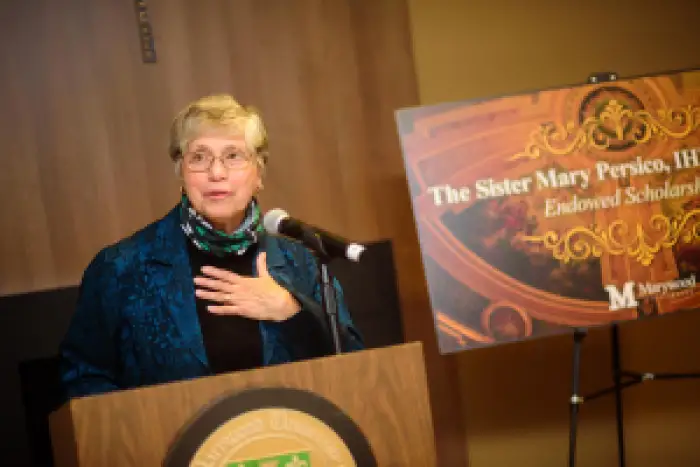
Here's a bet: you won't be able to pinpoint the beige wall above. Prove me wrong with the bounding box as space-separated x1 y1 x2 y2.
406 0 700 466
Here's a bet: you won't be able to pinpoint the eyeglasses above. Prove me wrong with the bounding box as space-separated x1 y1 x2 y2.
183 150 255 172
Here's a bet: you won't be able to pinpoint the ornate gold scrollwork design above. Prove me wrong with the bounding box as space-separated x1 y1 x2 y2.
510 101 700 161
521 209 700 266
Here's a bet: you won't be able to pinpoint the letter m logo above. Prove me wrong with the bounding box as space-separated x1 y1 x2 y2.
604 282 638 311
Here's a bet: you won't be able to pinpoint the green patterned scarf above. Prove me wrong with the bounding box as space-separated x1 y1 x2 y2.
179 194 264 257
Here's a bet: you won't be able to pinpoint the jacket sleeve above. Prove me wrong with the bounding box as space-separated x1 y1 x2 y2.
58 250 121 400
277 245 365 360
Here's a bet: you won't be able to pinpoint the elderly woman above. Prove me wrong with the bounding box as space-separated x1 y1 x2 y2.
59 94 364 399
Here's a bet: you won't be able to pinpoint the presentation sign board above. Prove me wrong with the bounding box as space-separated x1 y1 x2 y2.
395 70 700 354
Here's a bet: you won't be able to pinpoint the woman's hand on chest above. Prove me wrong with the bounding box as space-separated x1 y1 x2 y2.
193 252 301 322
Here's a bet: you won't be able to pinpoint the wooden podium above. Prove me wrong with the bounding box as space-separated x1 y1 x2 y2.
49 342 436 466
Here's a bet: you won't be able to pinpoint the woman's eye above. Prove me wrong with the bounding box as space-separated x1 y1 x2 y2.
191 153 206 162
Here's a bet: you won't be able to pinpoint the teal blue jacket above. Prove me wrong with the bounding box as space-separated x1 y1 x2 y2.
59 206 364 399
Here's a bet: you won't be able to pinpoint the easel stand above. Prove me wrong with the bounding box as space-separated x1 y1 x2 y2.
567 70 700 466
567 323 700 467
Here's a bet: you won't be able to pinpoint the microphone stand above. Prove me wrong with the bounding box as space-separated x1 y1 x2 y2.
302 230 343 355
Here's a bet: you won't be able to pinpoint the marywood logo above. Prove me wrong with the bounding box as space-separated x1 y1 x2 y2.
229 451 310 467
604 275 697 311
189 408 352 467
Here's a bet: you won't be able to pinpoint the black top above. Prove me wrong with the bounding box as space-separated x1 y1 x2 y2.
186 241 264 374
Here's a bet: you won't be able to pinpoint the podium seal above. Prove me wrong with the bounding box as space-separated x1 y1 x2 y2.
163 387 377 467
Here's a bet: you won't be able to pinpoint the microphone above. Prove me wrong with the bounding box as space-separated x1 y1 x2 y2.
263 208 365 262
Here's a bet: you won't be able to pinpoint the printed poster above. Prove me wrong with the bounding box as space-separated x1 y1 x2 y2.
395 70 700 353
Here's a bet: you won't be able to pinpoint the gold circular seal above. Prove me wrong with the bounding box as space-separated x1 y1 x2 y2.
163 388 376 467
190 408 356 467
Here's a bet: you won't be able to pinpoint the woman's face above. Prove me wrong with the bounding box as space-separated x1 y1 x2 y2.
181 132 261 233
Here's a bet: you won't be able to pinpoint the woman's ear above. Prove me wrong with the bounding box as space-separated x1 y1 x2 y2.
174 159 184 178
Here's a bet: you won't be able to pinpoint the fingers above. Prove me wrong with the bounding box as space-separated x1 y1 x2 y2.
208 304 259 319
200 266 243 284
193 276 235 293
194 288 231 304
194 272 238 305
208 304 239 315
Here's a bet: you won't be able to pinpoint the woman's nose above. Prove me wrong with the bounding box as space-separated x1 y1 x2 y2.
208 157 227 179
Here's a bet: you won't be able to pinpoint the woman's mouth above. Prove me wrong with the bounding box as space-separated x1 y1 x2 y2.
204 190 231 200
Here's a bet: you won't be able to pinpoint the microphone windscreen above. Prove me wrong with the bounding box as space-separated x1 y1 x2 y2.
263 208 290 234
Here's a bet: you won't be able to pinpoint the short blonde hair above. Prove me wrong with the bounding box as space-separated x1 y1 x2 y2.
169 94 269 172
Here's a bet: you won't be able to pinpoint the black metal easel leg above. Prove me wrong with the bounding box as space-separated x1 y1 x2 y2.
569 328 586 467
571 321 700 466
611 324 626 467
